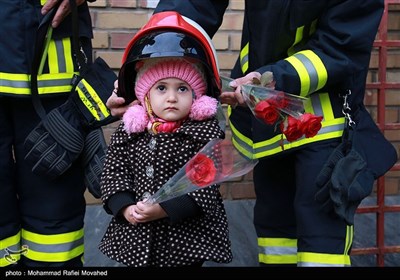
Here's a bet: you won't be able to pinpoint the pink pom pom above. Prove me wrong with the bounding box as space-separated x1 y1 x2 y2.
189 95 218 121
123 105 148 134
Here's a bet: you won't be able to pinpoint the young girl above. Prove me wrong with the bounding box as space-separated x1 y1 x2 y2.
98 12 233 267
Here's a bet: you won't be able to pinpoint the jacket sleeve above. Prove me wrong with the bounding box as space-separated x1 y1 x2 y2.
100 123 136 215
257 0 384 97
154 0 229 37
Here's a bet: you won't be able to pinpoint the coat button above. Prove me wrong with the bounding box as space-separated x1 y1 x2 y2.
148 138 156 150
146 165 154 178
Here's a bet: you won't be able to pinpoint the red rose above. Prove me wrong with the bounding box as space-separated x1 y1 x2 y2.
254 100 280 124
267 91 288 109
185 153 217 187
299 113 323 138
280 115 303 142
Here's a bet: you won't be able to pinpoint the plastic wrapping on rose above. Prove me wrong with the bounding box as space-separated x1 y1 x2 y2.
222 76 306 122
221 76 323 143
240 84 307 121
142 138 258 205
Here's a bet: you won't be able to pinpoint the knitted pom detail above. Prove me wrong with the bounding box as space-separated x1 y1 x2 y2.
189 95 218 121
123 105 149 134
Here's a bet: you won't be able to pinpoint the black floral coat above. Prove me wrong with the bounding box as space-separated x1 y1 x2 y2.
99 118 233 267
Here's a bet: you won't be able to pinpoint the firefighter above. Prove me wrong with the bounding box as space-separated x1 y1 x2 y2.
0 0 95 267
152 0 396 267
107 0 398 267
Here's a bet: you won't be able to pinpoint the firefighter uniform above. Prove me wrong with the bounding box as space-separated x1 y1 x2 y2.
155 0 386 266
0 0 94 267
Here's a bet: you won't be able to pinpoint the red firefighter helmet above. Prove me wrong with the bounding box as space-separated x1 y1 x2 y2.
117 11 221 104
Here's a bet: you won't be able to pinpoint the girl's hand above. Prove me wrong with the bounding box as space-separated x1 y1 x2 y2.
129 201 167 224
122 205 140 225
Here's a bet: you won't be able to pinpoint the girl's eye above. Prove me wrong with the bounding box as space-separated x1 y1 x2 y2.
157 85 166 91
178 86 189 93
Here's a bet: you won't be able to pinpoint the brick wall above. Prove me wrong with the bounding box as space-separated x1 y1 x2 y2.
85 0 400 204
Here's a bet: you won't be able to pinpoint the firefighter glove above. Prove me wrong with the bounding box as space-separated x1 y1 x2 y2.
24 99 87 180
81 128 107 198
315 146 375 225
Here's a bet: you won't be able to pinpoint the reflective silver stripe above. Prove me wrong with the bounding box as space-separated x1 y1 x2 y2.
39 78 73 88
240 42 249 74
0 74 74 95
298 262 349 267
21 236 84 254
231 132 256 159
0 79 27 89
254 122 344 151
0 78 72 89
240 55 249 72
310 93 323 116
293 52 319 94
55 39 67 73
258 245 297 256
231 121 345 159
0 244 20 259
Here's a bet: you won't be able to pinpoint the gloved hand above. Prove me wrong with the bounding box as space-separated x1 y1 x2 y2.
314 143 346 214
24 99 87 180
315 144 375 225
81 128 107 199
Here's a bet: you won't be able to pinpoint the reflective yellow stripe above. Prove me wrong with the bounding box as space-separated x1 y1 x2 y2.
48 39 60 73
0 232 21 267
227 105 255 159
1 35 76 96
302 50 327 92
0 72 76 95
240 42 249 74
21 228 84 262
319 92 335 120
24 245 84 262
258 237 297 265
22 228 83 245
41 0 47 5
298 252 351 267
229 93 345 158
77 78 111 121
285 50 327 97
0 233 20 250
288 26 304 56
285 55 310 95
48 38 74 74
344 225 354 255
288 20 318 56
232 120 344 159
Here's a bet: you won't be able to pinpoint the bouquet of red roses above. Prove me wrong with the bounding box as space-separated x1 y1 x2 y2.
142 138 258 204
221 76 323 143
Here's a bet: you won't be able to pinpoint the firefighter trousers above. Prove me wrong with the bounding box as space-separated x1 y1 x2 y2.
253 139 353 267
0 96 86 267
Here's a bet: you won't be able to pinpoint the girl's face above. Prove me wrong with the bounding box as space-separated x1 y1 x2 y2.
149 78 193 122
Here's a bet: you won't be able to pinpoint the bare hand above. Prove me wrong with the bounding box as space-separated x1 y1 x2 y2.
106 80 139 118
220 72 261 107
42 0 86 28
106 92 129 118
129 201 167 224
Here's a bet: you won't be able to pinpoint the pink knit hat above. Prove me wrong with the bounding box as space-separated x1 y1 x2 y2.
123 58 218 134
